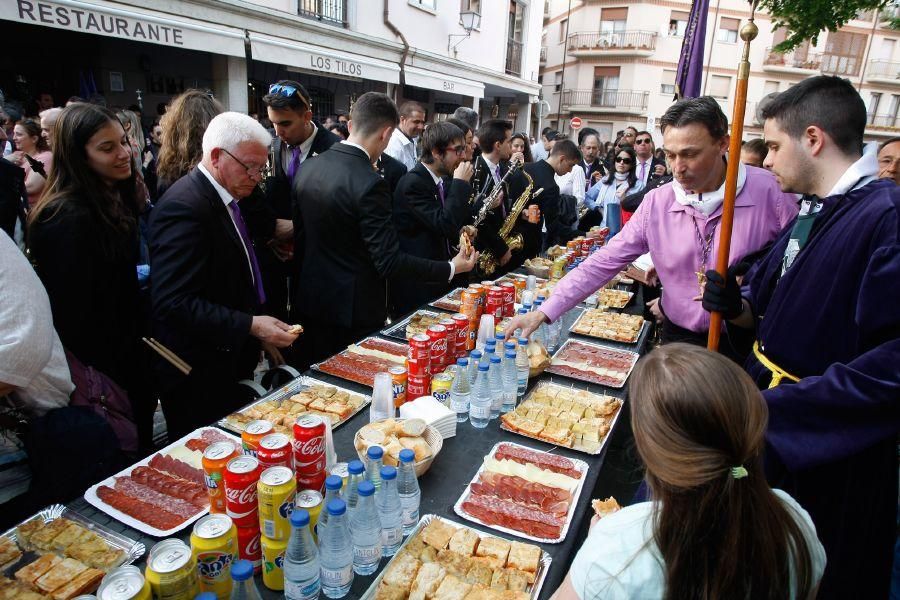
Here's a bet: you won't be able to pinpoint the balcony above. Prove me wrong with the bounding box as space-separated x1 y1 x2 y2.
867 60 900 85
567 31 657 57
506 39 523 76
879 5 900 24
763 47 823 73
560 89 649 115
821 54 862 77
540 46 548 64
298 0 348 28
867 113 900 129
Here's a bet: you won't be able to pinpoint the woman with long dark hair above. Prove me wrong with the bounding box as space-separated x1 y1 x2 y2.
553 344 825 600
579 144 641 235
510 132 535 163
28 103 154 450
156 89 224 195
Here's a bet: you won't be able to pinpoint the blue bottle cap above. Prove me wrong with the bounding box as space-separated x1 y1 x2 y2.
367 445 384 460
380 465 397 480
537 295 546 302
325 475 343 490
327 498 347 516
518 308 528 315
478 363 489 371
505 350 516 359
518 337 529 344
457 358 468 367
490 355 501 363
358 480 375 496
494 333 505 340
470 349 482 358
399 449 415 463
231 559 253 582
486 339 496 347
290 508 310 527
348 459 365 475
504 341 517 350
195 593 217 600
484 346 495 354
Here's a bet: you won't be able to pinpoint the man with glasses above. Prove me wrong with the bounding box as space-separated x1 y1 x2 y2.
149 112 300 437
390 121 475 315
633 130 665 187
385 101 426 171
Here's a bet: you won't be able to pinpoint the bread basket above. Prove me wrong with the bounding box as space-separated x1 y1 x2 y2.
524 258 551 279
354 418 443 477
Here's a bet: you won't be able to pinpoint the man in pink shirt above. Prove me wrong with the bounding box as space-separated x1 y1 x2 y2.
507 97 798 349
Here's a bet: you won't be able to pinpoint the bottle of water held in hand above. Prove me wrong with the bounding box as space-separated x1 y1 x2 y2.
375 466 404 556
396 449 421 535
229 560 263 600
450 358 471 423
319 499 353 598
365 445 384 491
515 337 530 400
488 355 504 419
349 480 382 576
469 363 492 428
284 509 320 600
344 460 366 516
502 348 518 413
316 475 343 537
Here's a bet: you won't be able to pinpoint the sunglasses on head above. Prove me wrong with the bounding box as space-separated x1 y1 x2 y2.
615 156 633 164
268 84 310 110
635 138 652 144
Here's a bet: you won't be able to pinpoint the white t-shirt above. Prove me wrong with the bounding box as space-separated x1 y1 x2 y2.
0 230 73 416
569 489 826 599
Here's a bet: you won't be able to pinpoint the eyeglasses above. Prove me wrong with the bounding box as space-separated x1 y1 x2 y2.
268 84 310 111
635 138 652 145
448 144 466 154
221 148 268 179
615 156 633 164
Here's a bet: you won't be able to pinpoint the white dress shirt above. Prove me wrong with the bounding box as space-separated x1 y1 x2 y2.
384 128 418 171
279 122 318 175
556 164 586 209
636 156 654 187
197 162 256 284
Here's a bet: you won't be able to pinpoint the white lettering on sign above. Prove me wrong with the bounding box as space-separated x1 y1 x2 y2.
16 0 184 44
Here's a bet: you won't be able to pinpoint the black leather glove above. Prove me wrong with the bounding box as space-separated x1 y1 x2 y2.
702 262 750 320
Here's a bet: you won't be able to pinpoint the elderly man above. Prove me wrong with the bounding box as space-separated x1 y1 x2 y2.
385 101 426 170
876 136 900 184
38 108 62 149
150 112 298 438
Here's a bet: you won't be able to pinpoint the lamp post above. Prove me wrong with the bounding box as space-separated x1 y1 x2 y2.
448 10 482 54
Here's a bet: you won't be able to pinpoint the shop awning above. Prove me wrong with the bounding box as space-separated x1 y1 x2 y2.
2 0 246 56
404 66 484 99
250 33 401 85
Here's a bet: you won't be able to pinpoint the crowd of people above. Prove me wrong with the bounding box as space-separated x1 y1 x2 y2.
0 74 896 599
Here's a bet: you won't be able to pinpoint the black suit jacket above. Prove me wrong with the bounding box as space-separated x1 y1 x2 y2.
580 158 606 192
391 162 473 314
505 160 558 268
470 155 515 261
149 168 262 389
376 153 408 194
292 144 451 333
634 156 666 188
264 125 341 219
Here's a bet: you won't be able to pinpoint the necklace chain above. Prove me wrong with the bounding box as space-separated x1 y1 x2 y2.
691 216 717 290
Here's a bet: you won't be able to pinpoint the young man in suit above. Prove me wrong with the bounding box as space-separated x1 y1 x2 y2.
391 121 475 315
291 93 477 367
633 130 666 187
149 112 299 439
384 101 426 171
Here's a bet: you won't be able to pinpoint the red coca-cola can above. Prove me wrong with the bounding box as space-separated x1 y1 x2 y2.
499 282 516 317
438 318 457 367
485 286 505 319
236 523 262 573
407 373 431 399
581 237 594 255
426 324 448 374
224 455 261 528
451 314 469 359
407 333 432 377
257 433 294 471
293 415 326 492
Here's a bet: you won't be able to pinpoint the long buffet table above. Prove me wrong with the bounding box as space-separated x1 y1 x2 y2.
65 276 649 600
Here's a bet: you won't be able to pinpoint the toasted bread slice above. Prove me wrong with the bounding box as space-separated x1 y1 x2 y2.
421 520 456 551
506 541 541 574
51 567 104 600
447 528 480 557
432 574 472 600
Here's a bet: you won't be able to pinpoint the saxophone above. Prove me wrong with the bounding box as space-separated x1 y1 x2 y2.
477 170 544 276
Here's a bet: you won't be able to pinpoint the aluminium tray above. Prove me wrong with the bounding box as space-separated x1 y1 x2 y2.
568 311 650 347
380 309 446 342
311 336 409 388
546 338 640 389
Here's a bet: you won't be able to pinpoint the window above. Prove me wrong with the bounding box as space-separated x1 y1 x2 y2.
669 11 688 37
869 92 882 124
593 66 620 106
823 31 868 76
718 17 740 43
506 0 526 75
601 8 627 45
763 80 779 95
660 69 676 95
554 71 563 92
559 18 568 43
461 0 481 13
298 0 347 27
409 0 437 11
709 75 731 100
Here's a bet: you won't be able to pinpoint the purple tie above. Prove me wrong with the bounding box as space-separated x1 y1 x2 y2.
228 200 266 305
287 146 302 180
639 161 647 183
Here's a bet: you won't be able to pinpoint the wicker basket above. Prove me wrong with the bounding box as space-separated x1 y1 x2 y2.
354 419 444 477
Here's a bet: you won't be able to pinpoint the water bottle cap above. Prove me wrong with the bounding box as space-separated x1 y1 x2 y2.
470 349 482 358
380 465 397 480
505 350 516 358
290 508 310 527
358 480 375 496
367 445 384 459
457 358 468 367
537 295 546 301
478 363 489 371
231 559 253 582
494 333 505 340
399 448 415 463
504 341 517 349
518 337 528 344
325 475 343 490
327 498 347 516
490 355 501 363
484 346 495 354
195 593 217 600
348 459 365 475
518 308 528 314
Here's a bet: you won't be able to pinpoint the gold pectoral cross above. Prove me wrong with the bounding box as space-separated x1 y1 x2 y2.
696 265 707 293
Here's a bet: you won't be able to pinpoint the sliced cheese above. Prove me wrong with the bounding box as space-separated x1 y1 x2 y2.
346 344 407 365
482 457 579 493
551 358 625 378
165 446 203 469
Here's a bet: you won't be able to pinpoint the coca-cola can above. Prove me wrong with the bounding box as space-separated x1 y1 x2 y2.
499 282 516 317
292 415 326 492
257 433 293 471
407 373 431 399
485 286 505 319
451 314 469 359
224 455 261 528
426 324 448 374
236 524 262 573
407 334 431 377
438 318 457 367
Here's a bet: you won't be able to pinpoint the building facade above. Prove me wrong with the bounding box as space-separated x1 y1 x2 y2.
540 0 900 145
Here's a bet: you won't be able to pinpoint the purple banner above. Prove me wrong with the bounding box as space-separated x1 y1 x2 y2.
675 0 710 99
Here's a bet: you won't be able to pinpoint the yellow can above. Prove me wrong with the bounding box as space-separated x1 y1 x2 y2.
144 539 199 600
258 466 296 541
431 372 453 407
260 534 288 591
190 514 238 599
97 565 152 600
295 489 323 543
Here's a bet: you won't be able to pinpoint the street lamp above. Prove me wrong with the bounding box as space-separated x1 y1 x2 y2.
448 10 482 53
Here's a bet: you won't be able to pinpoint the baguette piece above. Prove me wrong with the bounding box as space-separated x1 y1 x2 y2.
401 418 427 437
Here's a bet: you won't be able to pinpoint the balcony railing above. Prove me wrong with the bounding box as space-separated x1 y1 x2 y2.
540 46 548 62
560 89 649 112
567 31 658 52
298 0 348 27
868 59 900 80
764 47 823 70
821 54 862 77
879 5 900 22
506 39 523 76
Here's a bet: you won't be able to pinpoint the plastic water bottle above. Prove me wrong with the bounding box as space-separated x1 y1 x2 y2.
450 358 471 423
230 560 263 600
316 475 343 536
515 337 530 400
375 466 404 556
502 349 518 413
494 332 506 348
319 499 353 598
469 364 492 428
284 509 321 600
345 460 366 515
349 481 382 575
488 355 504 419
468 350 482 384
514 307 528 338
481 342 495 367
366 446 384 491
396 449 421 535
547 318 562 353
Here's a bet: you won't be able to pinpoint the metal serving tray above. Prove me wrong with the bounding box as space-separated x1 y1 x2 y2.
453 441 589 544
568 311 650 346
311 336 409 388
429 287 466 312
546 338 640 389
360 514 552 600
380 309 446 342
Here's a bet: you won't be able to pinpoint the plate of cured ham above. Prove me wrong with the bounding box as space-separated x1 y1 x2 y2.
429 287 465 312
546 339 639 388
312 337 409 388
84 427 240 537
453 442 589 544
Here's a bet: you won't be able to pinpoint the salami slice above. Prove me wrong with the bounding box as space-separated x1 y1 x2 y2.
472 472 571 515
149 454 205 485
185 429 232 452
131 466 208 508
114 477 199 519
462 492 564 539
97 486 185 530
494 443 582 478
